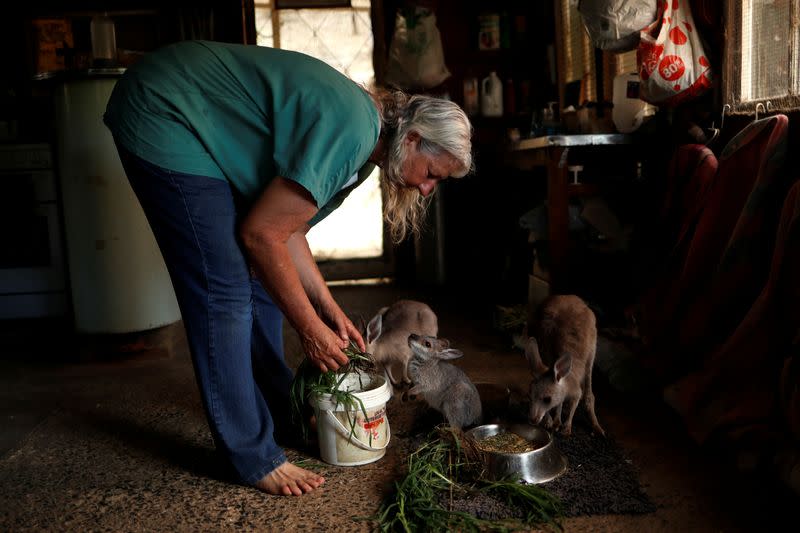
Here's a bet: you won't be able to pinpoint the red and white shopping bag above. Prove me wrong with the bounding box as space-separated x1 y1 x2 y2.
637 0 713 106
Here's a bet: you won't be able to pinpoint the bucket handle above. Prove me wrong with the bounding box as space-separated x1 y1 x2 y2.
324 410 391 451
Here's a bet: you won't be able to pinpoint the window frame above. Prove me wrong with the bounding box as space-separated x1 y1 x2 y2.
275 0 351 8
255 0 372 50
252 0 395 281
722 0 800 115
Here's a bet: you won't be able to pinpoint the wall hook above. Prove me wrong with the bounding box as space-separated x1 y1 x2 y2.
705 104 730 147
755 102 766 121
705 123 720 146
721 103 731 132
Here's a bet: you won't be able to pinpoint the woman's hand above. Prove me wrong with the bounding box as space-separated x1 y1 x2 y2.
316 298 366 352
300 323 351 373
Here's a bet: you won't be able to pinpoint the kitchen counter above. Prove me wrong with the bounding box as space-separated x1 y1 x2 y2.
33 67 127 82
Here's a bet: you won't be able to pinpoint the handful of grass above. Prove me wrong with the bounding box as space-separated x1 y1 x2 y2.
289 340 378 443
373 426 562 532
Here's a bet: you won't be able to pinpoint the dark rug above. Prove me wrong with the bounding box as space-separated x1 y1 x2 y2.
546 423 656 516
399 392 656 519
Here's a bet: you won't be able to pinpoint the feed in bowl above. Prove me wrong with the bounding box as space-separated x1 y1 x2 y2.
474 431 541 453
466 423 567 484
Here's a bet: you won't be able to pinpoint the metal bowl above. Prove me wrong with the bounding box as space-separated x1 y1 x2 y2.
465 423 567 484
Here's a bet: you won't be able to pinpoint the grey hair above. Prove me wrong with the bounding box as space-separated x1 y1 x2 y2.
372 89 474 243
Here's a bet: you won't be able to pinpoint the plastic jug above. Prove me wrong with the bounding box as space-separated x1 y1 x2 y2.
612 72 656 133
480 71 503 117
90 13 117 66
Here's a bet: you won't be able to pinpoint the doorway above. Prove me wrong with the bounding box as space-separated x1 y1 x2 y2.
254 1 390 280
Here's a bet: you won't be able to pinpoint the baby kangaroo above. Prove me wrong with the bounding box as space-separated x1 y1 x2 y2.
363 300 438 385
407 334 482 430
524 294 605 437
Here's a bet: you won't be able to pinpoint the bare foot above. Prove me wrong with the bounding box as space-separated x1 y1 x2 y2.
254 461 325 496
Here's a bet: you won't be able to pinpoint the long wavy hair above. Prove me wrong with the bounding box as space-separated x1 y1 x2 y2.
371 88 474 244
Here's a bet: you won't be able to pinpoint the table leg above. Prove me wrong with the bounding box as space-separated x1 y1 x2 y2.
547 146 569 293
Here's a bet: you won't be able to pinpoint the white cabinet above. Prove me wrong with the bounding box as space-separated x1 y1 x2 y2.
53 75 181 334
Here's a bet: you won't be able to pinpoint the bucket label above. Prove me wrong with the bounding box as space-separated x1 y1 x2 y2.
359 407 386 440
326 404 389 465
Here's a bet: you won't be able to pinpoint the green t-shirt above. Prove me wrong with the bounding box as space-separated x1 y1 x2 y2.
104 40 379 225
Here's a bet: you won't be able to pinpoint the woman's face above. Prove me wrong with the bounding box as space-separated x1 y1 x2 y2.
400 133 462 197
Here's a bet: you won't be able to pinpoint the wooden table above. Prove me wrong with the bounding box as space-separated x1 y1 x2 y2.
507 133 637 293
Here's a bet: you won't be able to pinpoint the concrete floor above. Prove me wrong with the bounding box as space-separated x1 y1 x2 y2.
1 282 796 532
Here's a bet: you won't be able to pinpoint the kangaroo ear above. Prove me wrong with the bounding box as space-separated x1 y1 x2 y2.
356 314 367 335
366 312 383 344
438 348 463 360
553 354 573 382
524 337 548 376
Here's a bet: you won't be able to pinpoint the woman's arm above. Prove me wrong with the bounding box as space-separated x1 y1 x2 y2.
286 232 366 352
239 176 351 372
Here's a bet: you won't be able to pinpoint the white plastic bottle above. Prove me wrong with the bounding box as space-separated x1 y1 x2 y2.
480 71 503 117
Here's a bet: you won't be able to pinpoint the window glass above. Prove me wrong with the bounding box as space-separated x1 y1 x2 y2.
254 1 383 261
725 0 800 111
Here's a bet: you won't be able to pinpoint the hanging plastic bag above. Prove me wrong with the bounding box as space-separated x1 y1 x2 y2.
636 0 712 106
577 0 658 52
384 6 451 90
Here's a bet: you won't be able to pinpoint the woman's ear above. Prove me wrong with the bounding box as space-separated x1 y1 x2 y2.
404 130 420 144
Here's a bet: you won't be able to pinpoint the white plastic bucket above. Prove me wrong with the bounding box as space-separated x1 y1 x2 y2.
312 372 392 466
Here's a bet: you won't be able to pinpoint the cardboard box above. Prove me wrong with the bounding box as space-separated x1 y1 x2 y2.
528 274 550 312
31 18 74 75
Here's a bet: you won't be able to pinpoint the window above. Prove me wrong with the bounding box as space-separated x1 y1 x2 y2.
558 0 640 106
255 0 374 85
556 0 597 107
254 1 385 266
723 0 800 113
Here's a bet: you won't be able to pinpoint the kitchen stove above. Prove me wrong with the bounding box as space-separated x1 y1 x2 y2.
0 143 68 319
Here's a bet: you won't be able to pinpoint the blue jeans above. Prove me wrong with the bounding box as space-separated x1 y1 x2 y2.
116 145 294 485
